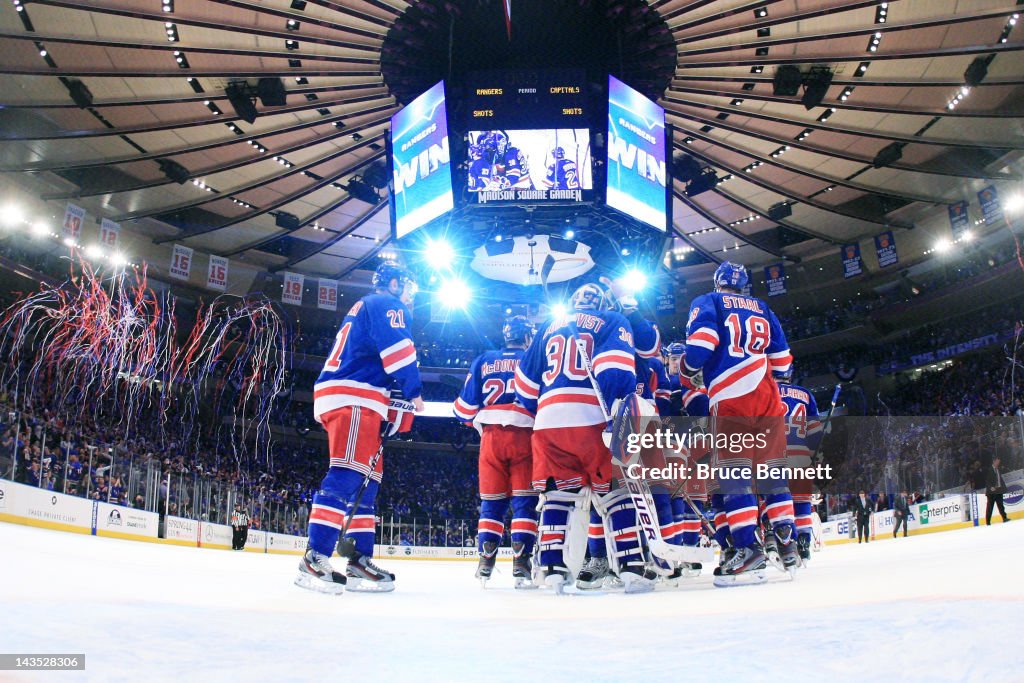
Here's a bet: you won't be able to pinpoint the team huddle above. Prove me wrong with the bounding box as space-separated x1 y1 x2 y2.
294 260 823 595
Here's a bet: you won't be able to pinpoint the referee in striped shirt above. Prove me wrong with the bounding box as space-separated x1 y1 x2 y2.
231 503 250 550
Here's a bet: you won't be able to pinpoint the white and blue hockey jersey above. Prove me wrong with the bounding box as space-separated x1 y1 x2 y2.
453 348 534 430
636 356 672 416
778 382 822 458
684 292 792 407
514 310 636 430
313 293 422 423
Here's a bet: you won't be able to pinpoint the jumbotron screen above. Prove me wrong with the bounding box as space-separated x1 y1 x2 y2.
465 129 592 203
606 75 669 231
389 80 454 239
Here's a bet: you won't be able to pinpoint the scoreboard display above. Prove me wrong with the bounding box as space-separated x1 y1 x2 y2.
464 69 587 128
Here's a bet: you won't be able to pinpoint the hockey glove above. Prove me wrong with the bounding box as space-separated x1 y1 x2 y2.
681 362 704 389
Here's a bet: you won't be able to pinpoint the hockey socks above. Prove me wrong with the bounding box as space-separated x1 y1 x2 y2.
510 494 539 556
723 493 759 549
682 498 705 547
794 500 813 542
307 467 379 558
478 498 509 551
764 492 797 539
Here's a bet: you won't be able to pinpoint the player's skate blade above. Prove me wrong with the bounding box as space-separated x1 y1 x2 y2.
713 543 768 588
512 544 538 589
544 566 570 595
346 552 395 593
294 548 346 595
620 565 657 594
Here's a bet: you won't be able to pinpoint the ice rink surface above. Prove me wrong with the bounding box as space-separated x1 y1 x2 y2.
1 521 1020 683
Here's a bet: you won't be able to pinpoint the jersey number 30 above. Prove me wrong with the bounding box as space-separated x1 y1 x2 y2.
543 333 595 384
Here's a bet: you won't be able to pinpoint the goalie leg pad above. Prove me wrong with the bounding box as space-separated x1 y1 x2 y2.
537 489 585 570
478 497 509 551
670 496 687 545
594 489 645 570
307 467 377 557
587 507 608 559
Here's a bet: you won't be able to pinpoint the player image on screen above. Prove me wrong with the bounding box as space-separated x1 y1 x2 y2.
543 147 579 190
466 129 591 196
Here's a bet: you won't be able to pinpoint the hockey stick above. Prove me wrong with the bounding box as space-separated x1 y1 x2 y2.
336 397 414 559
809 383 843 466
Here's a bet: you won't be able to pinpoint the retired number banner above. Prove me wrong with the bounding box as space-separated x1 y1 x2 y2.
282 272 304 306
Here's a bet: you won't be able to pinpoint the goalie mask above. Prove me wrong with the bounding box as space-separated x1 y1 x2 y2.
569 283 607 311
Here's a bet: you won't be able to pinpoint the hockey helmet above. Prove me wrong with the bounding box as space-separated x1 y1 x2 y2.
553 146 565 160
775 363 794 383
373 260 417 302
570 282 607 311
713 261 748 292
502 315 535 346
666 342 686 358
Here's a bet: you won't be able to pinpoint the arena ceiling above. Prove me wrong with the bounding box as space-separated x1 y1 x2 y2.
1 0 1023 283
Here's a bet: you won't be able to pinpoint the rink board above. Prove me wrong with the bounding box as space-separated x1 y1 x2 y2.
2 479 1017 561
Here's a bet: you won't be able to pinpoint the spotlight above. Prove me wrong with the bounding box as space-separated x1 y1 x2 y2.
425 239 454 270
564 230 574 239
550 303 568 318
31 222 49 237
62 237 77 248
1 204 25 227
437 278 471 309
1005 194 1024 214
85 244 103 260
961 230 974 242
621 269 647 294
111 252 128 267
934 238 952 253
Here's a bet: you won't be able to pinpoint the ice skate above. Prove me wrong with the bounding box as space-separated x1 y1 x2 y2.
345 551 396 593
294 547 346 595
475 541 498 588
575 556 610 591
774 525 800 575
544 564 571 594
797 534 812 564
620 564 657 594
680 561 703 578
512 542 538 590
713 542 768 587
713 546 738 577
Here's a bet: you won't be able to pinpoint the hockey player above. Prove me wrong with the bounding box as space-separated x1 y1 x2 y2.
453 316 539 588
673 357 712 578
467 143 494 192
483 131 533 190
295 261 424 595
514 283 653 593
543 147 580 190
574 284 664 590
776 366 822 563
681 261 794 585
